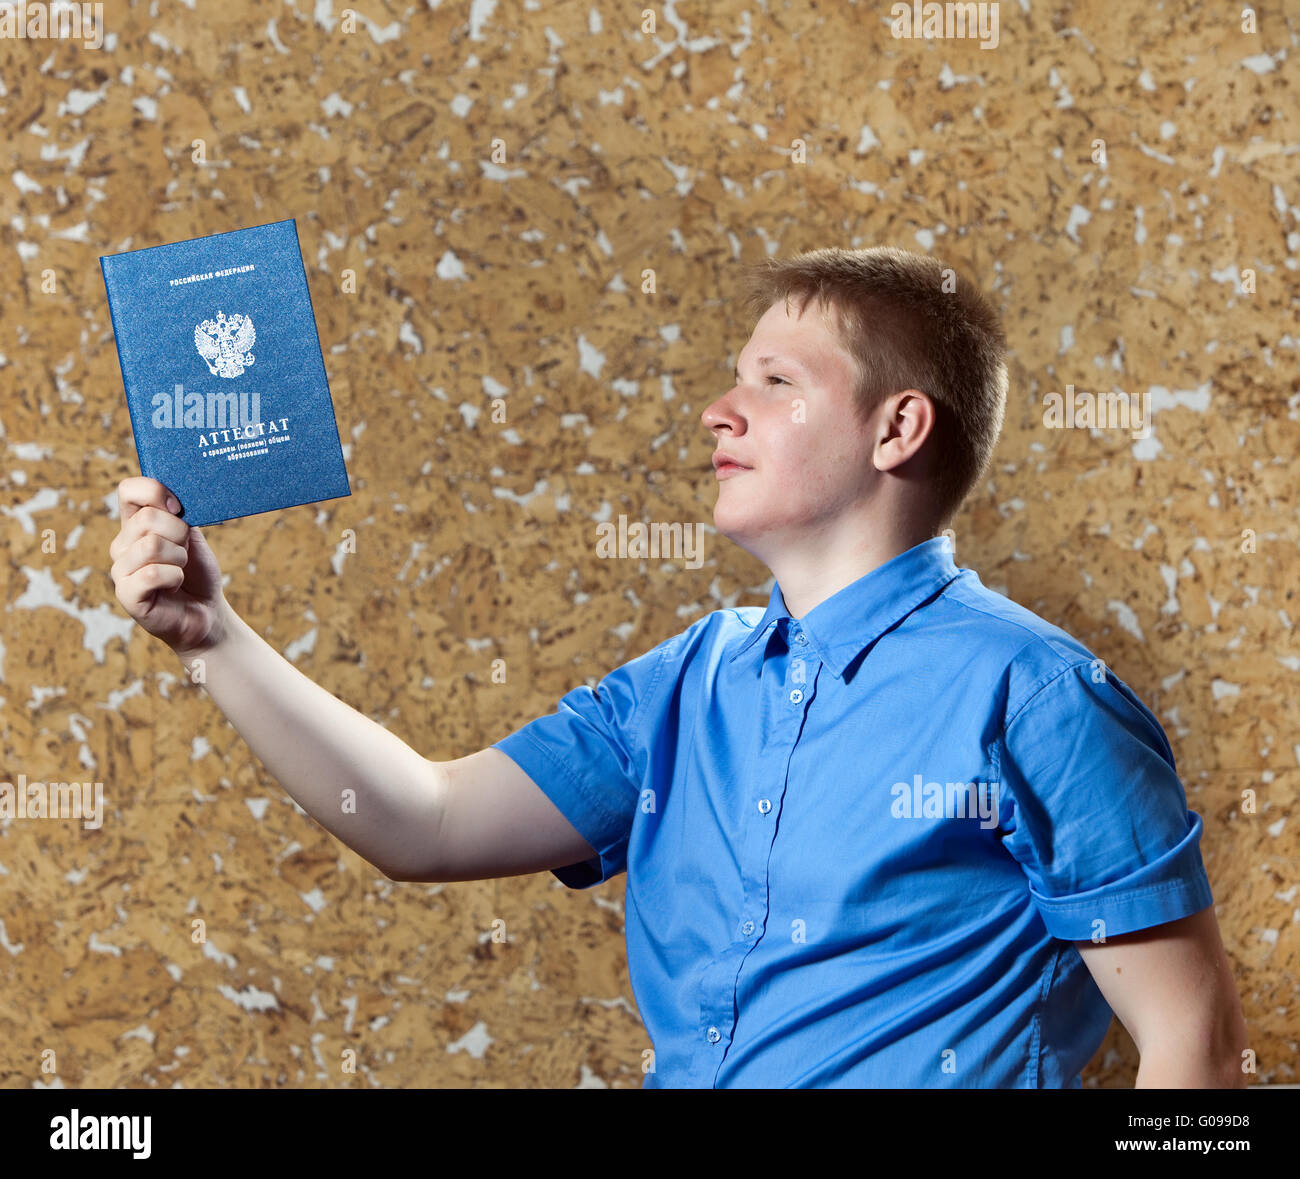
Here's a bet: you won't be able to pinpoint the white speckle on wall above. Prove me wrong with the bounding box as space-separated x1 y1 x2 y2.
399 320 423 353
436 250 467 280
322 92 353 118
203 939 238 969
1241 54 1277 75
447 1019 494 1059
577 334 606 378
265 19 289 54
0 918 25 955
469 0 498 39
1064 204 1091 244
60 88 105 116
88 932 123 957
285 627 318 662
575 1062 610 1088
245 798 270 821
1106 600 1144 642
3 487 60 533
218 984 280 1013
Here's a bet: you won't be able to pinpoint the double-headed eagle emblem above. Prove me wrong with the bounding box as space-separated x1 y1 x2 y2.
194 309 256 378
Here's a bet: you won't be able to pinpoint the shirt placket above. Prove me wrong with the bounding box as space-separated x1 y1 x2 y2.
699 616 820 1086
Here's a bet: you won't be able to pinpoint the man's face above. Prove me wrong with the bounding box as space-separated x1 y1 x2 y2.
701 299 876 561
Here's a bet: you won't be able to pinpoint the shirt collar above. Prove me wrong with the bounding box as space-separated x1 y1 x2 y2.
728 536 963 679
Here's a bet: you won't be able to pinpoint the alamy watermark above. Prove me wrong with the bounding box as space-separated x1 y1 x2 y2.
152 382 264 432
889 2 1000 50
0 773 103 830
0 2 104 50
595 513 705 570
890 774 1000 829
150 383 294 464
1041 384 1151 438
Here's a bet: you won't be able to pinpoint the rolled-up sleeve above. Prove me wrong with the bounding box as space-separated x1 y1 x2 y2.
996 661 1214 940
491 635 672 889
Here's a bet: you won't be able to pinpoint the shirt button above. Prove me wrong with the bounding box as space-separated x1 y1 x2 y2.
789 688 803 704
742 920 755 936
796 633 808 644
707 1027 721 1043
757 798 771 814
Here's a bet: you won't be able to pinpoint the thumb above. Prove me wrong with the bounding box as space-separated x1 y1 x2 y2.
185 524 217 568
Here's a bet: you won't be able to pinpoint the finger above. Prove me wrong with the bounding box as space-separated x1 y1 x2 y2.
110 531 190 588
114 559 186 616
112 503 190 566
110 503 186 564
117 476 181 524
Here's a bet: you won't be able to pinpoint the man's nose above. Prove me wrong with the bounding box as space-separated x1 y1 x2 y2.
701 386 742 431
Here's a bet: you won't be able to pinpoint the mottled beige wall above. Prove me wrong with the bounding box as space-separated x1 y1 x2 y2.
1 0 1296 1089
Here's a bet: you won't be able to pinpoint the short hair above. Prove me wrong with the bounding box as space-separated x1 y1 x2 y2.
737 245 1009 531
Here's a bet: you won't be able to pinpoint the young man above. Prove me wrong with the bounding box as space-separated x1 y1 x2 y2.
484 247 1247 1088
110 246 1246 1089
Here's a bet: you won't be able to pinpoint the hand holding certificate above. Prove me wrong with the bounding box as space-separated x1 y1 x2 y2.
108 475 231 660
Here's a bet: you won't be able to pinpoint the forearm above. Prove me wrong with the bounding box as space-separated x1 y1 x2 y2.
176 598 441 880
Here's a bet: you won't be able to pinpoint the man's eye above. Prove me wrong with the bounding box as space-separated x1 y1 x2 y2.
767 375 788 385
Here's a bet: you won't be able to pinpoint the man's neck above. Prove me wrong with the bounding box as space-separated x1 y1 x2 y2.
766 523 939 620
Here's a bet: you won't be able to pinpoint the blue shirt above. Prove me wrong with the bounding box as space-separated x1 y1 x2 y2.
491 537 1214 1088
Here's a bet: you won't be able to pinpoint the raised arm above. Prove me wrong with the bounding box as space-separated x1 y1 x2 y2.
109 476 595 883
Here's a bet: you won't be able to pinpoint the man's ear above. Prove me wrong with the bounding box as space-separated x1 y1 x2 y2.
874 389 935 472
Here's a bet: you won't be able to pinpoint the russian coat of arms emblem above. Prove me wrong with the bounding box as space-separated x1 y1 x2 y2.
195 310 256 378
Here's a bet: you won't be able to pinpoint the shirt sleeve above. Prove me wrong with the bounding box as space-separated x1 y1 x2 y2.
995 660 1214 941
489 631 674 890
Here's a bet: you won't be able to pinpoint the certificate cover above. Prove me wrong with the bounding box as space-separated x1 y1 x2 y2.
100 218 350 527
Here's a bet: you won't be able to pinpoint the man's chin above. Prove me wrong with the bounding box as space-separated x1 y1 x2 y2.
712 505 755 546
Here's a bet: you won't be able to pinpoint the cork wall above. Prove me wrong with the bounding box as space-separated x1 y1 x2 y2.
1 0 1297 1089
